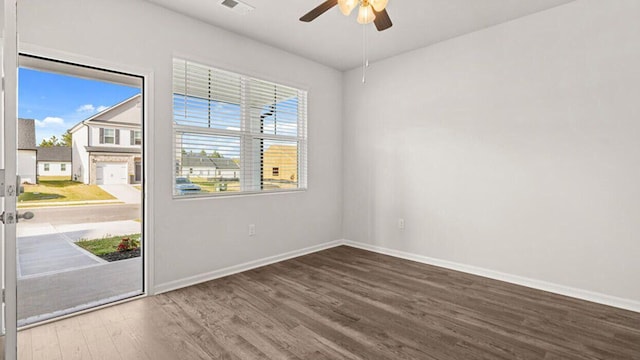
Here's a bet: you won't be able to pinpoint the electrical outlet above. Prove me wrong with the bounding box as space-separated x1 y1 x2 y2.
398 218 405 231
248 224 256 236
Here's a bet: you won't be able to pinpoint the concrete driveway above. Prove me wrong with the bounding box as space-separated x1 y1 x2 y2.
99 184 141 204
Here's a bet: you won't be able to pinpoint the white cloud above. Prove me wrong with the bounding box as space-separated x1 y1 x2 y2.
76 104 95 113
76 104 108 114
35 117 65 128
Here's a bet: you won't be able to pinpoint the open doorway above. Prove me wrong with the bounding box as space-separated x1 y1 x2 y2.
16 54 144 326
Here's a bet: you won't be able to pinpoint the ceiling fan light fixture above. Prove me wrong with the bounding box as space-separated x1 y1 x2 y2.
370 0 388 12
338 0 358 16
357 4 376 24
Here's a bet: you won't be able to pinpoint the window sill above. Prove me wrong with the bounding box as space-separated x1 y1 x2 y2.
172 187 307 200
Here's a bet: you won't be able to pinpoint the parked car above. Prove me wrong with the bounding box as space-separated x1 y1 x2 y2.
175 177 201 195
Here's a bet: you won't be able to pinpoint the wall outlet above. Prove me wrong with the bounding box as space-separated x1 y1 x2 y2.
248 224 256 236
398 218 405 231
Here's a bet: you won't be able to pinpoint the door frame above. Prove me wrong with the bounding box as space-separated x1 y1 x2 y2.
3 1 19 358
5 42 155 335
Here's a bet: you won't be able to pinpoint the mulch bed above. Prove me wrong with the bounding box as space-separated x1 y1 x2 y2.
99 248 141 262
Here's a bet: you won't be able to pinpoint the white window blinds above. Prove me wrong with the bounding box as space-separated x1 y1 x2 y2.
173 59 308 196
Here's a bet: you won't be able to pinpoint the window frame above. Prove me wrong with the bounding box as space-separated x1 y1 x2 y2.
172 59 308 198
131 130 142 145
100 128 117 145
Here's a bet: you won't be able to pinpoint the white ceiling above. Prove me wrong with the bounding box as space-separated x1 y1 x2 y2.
146 0 575 71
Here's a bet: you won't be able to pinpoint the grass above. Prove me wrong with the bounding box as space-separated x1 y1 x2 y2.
37 176 72 181
18 180 115 203
189 177 240 193
75 233 141 256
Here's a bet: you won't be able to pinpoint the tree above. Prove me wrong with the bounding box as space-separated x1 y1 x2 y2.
61 130 72 147
39 132 72 147
39 135 59 147
209 151 223 158
200 149 207 157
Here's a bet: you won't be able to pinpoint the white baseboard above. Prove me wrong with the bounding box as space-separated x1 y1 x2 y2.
153 238 640 313
153 240 343 294
343 240 640 313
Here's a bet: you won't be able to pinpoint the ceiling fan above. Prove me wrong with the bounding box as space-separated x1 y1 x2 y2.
300 0 393 31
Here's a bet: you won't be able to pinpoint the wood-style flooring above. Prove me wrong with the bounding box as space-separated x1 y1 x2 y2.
13 246 640 359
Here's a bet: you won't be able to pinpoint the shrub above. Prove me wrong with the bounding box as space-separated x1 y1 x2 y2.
116 237 140 252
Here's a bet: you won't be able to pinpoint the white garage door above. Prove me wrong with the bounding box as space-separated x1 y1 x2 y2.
96 162 128 185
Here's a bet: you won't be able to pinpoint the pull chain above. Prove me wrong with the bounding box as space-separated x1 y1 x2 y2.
362 24 369 83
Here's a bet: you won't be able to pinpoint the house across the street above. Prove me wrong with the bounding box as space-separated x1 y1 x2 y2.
69 94 142 185
177 153 239 179
36 146 72 179
18 118 37 184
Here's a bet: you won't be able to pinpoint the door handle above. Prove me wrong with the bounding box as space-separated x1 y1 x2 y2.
18 211 35 221
0 211 34 224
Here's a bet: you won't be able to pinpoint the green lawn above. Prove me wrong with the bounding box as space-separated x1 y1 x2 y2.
76 233 141 256
19 180 115 203
189 177 240 193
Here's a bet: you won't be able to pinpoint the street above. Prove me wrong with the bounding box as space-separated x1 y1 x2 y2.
20 203 141 225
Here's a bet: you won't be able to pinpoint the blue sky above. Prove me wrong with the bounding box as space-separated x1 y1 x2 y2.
18 68 141 144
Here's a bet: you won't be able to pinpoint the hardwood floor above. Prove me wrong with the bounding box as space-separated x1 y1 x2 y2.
14 246 640 359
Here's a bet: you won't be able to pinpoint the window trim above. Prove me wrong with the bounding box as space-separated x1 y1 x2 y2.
172 58 308 199
100 127 117 145
131 130 142 145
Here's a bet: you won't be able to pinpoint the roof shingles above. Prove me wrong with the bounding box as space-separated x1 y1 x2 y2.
18 119 37 150
36 146 72 162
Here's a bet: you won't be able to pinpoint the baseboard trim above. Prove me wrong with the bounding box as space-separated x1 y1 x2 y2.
153 240 343 294
343 240 640 313
153 238 639 313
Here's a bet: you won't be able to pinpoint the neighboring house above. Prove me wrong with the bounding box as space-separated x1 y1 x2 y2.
18 118 37 184
36 146 72 178
262 145 297 183
69 94 142 185
177 153 239 179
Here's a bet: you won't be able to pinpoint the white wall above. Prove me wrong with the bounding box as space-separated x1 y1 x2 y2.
72 126 89 183
17 150 36 184
343 0 640 304
38 162 71 177
18 0 343 291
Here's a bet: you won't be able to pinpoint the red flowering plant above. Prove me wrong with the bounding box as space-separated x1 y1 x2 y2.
116 237 140 252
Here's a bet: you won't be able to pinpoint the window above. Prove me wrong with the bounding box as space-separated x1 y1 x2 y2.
100 128 119 144
61 163 66 171
130 130 142 145
173 59 307 196
44 163 50 172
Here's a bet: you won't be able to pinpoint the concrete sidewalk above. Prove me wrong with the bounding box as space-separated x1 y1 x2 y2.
99 184 141 204
18 257 143 326
18 199 122 208
17 232 104 277
17 220 141 277
16 220 144 326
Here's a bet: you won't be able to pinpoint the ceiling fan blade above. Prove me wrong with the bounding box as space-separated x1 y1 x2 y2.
300 0 338 22
373 8 393 31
